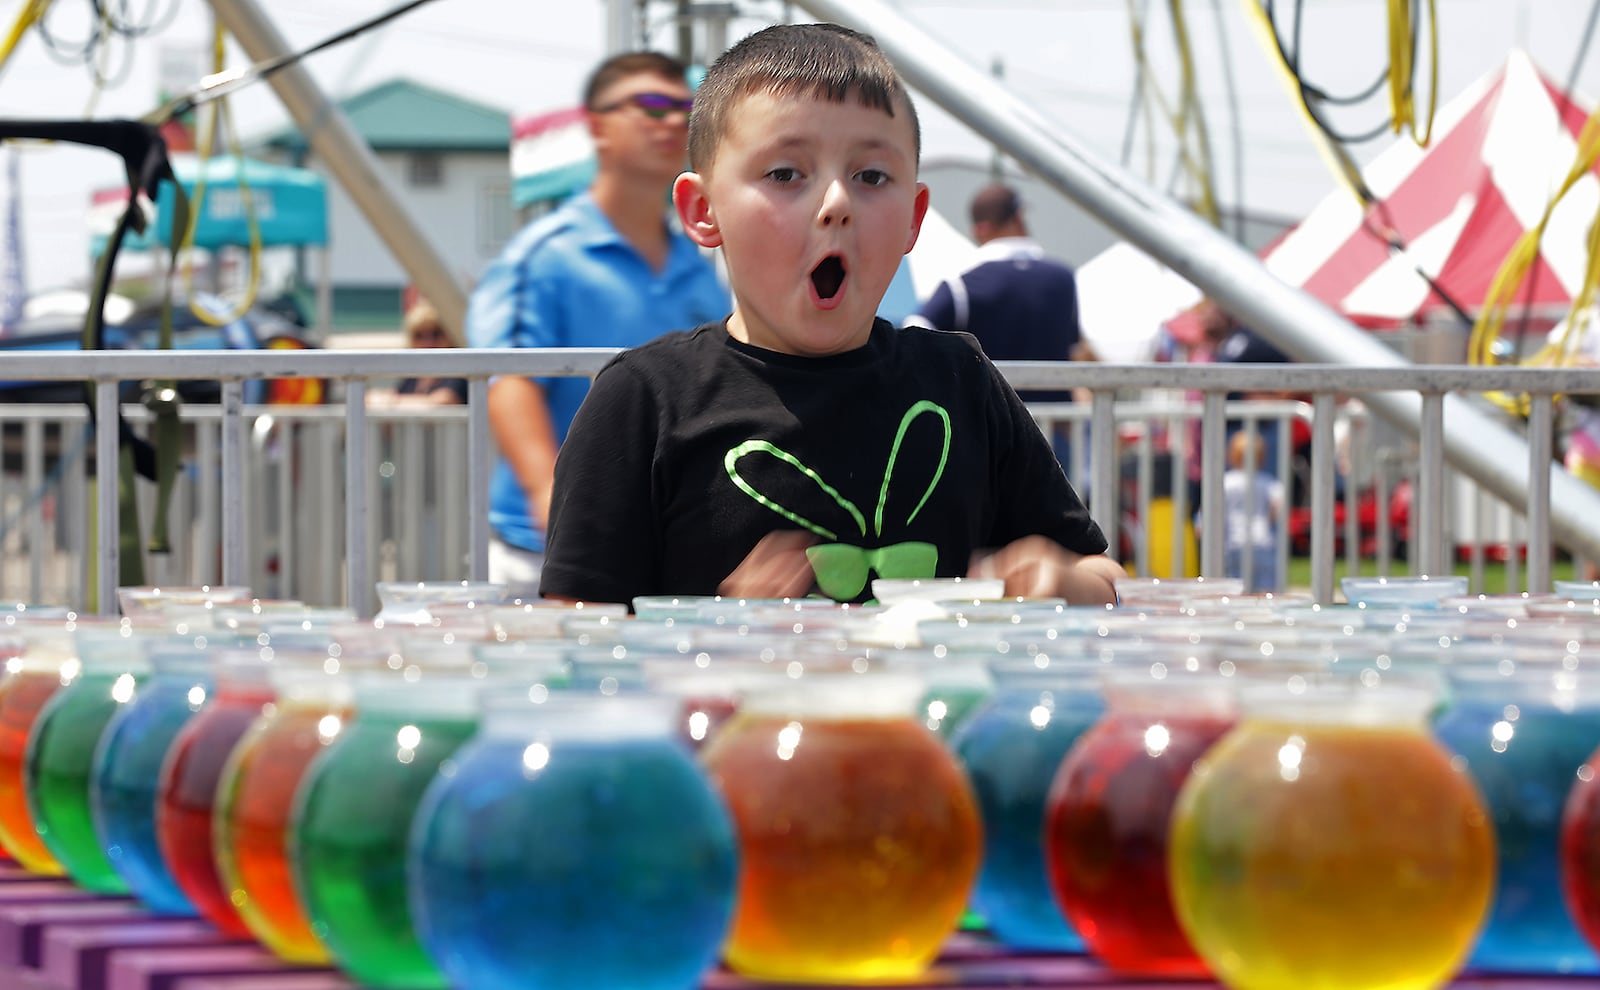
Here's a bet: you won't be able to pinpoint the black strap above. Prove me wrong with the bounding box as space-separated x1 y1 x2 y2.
0 119 182 480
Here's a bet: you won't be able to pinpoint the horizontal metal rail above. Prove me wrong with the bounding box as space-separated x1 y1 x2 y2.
2 350 1594 613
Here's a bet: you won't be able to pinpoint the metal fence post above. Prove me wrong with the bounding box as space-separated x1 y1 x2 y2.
344 381 370 615
221 381 246 590
1417 392 1446 577
94 383 119 615
1310 393 1337 604
1527 395 1554 596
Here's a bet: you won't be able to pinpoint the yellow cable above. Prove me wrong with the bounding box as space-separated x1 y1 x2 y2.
1168 0 1220 226
1386 0 1439 146
1125 0 1221 226
1469 104 1600 368
177 26 262 328
0 0 51 73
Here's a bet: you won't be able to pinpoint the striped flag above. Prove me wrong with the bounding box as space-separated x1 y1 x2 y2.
510 107 595 209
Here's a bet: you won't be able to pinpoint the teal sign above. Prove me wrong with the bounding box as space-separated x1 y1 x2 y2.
93 154 328 253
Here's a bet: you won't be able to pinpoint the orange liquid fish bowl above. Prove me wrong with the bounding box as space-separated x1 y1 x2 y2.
701 670 981 983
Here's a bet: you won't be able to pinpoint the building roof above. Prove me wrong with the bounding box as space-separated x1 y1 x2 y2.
259 78 512 154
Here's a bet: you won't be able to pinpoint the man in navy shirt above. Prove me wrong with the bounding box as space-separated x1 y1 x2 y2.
909 182 1093 469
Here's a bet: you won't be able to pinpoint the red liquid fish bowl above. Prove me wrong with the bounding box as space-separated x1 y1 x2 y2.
1045 661 1236 977
155 646 278 937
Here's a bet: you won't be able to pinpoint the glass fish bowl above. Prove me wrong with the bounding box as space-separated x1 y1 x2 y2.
90 637 217 914
1434 660 1600 973
156 647 278 937
24 625 152 892
1170 675 1494 990
214 654 357 963
1340 575 1468 608
289 660 531 989
408 693 737 990
1044 662 1235 976
951 659 1104 951
0 622 77 874
701 670 981 982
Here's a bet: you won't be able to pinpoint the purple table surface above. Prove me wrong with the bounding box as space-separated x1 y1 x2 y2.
42 919 229 990
107 944 320 990
0 891 1593 989
171 978 352 990
0 899 148 968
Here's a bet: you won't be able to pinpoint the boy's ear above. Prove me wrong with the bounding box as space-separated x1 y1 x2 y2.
674 172 722 248
903 182 931 256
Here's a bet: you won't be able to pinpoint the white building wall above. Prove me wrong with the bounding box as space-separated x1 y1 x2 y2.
323 150 513 286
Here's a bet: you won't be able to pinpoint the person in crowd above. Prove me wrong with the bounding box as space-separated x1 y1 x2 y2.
467 50 730 587
1223 430 1285 592
907 181 1095 470
367 301 467 408
539 22 1125 607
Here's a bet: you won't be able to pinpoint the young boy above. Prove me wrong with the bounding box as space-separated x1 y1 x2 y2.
1223 431 1285 593
540 22 1124 606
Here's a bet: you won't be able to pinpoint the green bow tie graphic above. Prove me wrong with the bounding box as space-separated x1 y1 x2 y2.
726 400 951 601
805 541 939 602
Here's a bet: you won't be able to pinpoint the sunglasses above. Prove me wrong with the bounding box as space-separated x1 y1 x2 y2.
593 92 693 120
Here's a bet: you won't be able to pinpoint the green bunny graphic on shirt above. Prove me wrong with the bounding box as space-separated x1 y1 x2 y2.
724 400 951 600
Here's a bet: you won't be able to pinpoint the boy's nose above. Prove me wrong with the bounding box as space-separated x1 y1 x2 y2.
818 181 852 227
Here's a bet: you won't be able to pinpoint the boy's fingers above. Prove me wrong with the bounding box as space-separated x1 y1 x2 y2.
720 531 817 598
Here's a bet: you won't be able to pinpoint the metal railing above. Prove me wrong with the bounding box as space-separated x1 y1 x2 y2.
3 349 1597 614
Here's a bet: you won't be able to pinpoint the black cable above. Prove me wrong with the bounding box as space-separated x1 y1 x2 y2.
1266 0 1395 145
89 20 137 91
35 2 105 66
155 0 440 123
105 0 183 38
1280 0 1395 107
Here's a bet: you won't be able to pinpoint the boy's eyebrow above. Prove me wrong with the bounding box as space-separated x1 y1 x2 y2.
756 133 913 159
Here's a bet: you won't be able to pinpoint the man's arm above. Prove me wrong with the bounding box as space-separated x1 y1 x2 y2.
487 376 559 529
468 222 566 531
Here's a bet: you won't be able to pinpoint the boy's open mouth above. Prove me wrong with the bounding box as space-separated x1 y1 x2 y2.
810 255 846 301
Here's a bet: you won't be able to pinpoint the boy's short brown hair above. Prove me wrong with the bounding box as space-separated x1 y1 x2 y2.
688 23 920 173
583 51 689 110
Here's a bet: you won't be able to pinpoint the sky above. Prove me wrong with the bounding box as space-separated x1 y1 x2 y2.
0 0 1596 294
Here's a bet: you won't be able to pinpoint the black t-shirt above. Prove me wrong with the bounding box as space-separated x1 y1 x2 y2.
540 319 1106 605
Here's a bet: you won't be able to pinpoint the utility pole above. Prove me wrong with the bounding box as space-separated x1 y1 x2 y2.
677 0 695 63
989 55 1005 179
204 0 468 340
609 0 640 54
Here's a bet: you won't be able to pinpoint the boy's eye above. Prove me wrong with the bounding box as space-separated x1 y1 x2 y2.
857 169 890 187
766 167 800 183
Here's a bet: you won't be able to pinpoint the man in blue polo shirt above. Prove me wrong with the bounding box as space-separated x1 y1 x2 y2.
468 51 729 587
909 182 1093 472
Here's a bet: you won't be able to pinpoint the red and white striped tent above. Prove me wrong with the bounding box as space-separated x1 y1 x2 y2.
1261 50 1598 332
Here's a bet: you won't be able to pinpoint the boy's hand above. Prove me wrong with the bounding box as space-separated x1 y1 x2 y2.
719 531 818 599
970 535 1126 606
